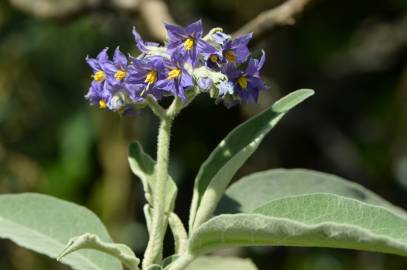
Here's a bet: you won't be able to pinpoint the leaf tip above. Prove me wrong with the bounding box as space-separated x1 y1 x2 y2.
272 88 315 113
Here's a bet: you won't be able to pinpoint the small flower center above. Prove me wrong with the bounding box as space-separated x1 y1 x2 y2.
210 55 218 63
225 50 236 62
238 76 248 89
99 99 107 109
93 70 106 82
183 37 195 50
145 70 157 84
114 70 127 81
168 68 181 80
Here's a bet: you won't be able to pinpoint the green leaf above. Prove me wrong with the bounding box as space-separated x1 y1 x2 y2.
168 213 188 254
189 89 315 230
217 169 405 215
185 256 258 270
147 264 163 270
0 193 121 270
161 255 179 268
189 193 407 257
58 233 140 270
128 142 177 212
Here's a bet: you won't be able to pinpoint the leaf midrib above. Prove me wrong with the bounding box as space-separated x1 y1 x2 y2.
190 213 407 254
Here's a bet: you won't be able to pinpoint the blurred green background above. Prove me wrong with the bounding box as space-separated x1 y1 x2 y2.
0 0 406 269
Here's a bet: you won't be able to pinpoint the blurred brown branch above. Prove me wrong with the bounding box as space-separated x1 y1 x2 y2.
137 0 174 41
8 0 173 40
232 0 312 38
8 0 311 41
8 0 102 20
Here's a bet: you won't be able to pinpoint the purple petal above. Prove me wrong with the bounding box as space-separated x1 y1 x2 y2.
257 50 266 71
132 27 160 53
231 33 252 48
86 57 99 71
185 19 203 38
180 71 193 89
197 77 213 91
101 62 117 74
197 39 217 55
156 79 176 94
189 47 198 66
165 23 186 41
113 47 128 67
234 46 251 64
132 27 148 52
96 47 109 61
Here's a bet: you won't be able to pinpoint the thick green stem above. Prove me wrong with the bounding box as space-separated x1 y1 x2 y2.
143 117 172 268
142 96 197 269
143 97 184 268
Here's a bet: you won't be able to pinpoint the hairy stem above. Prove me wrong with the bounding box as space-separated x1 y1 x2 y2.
143 114 173 267
143 97 187 268
145 95 167 119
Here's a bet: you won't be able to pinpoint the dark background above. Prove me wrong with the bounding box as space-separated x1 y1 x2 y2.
0 0 406 269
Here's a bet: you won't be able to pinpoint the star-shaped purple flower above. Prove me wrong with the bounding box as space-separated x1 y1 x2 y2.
85 48 115 109
126 56 166 102
85 80 113 109
165 20 216 66
224 50 267 103
156 52 193 100
100 47 129 89
222 33 252 64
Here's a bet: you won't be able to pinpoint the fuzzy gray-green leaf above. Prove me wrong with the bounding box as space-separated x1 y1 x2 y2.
189 89 314 230
185 256 258 270
189 194 407 257
0 193 121 270
58 233 140 270
217 169 405 215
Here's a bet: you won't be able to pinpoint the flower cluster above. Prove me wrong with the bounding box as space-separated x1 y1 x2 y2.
85 20 268 112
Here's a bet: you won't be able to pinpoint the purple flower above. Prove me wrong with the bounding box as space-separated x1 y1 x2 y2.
100 47 129 89
85 48 114 109
224 51 267 103
132 27 160 54
197 77 213 91
85 81 112 109
205 50 223 70
222 33 252 64
126 56 166 101
165 20 216 66
156 53 193 100
86 48 109 84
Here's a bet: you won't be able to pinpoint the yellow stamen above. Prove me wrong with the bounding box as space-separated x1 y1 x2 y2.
114 70 127 81
99 99 107 109
93 70 106 82
238 76 248 89
183 37 195 50
167 68 181 80
225 50 236 62
145 70 157 84
210 55 218 63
